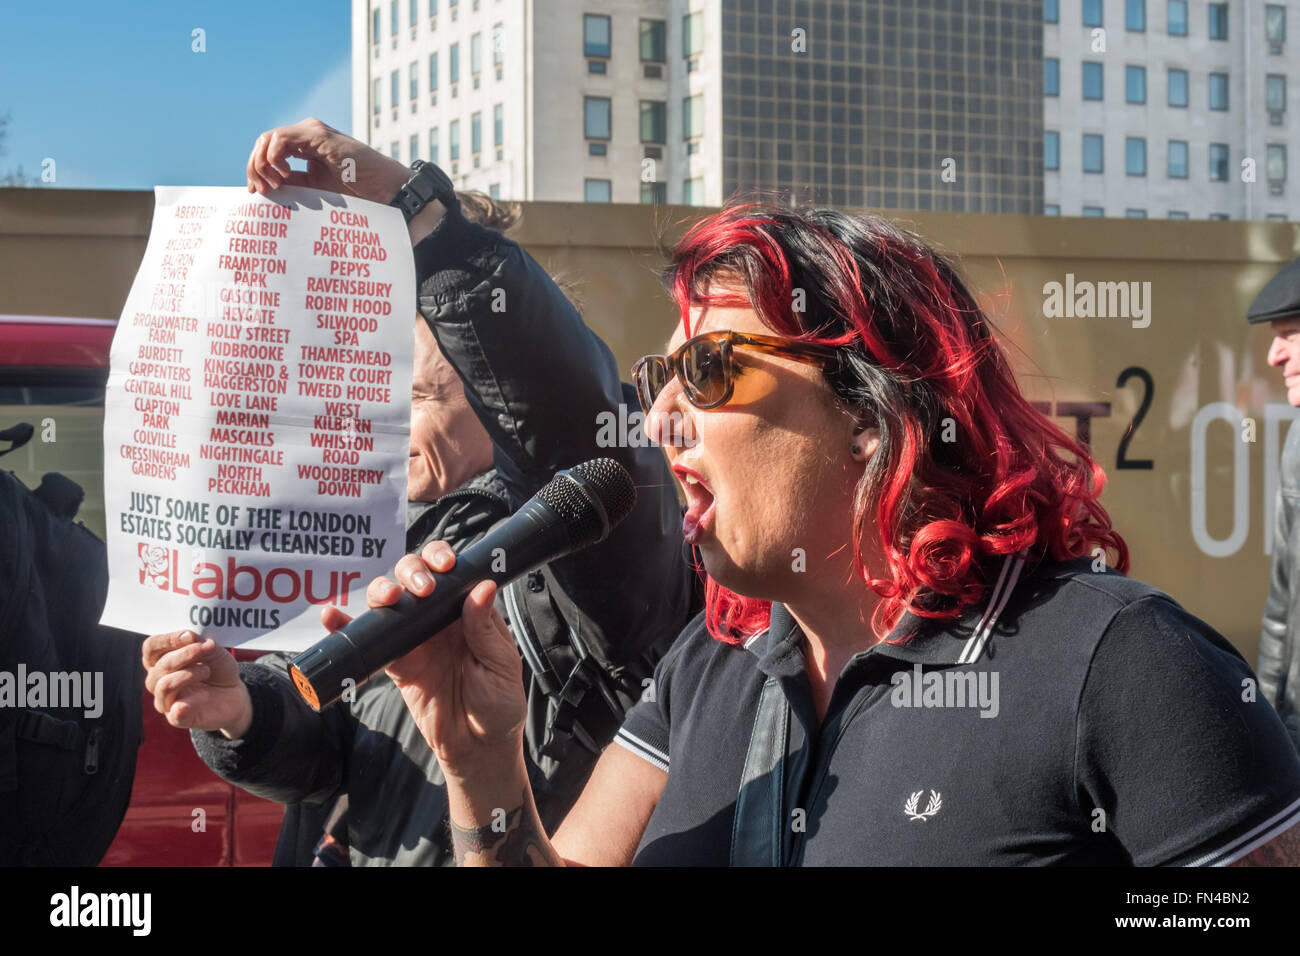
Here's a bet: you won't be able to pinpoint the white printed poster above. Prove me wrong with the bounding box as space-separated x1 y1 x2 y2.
100 185 414 651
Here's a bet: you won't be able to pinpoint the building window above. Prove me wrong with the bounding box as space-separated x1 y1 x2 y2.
449 119 460 161
640 181 666 203
471 111 481 155
1168 210 1189 218
585 178 612 202
1268 144 1288 182
391 141 400 160
493 23 504 68
1168 0 1188 35
429 53 439 93
1045 58 1059 96
1045 0 1059 23
683 94 703 140
1168 139 1188 178
391 0 399 37
1044 203 1061 215
471 31 482 77
494 103 503 146
1267 74 1287 113
1208 143 1229 180
372 78 382 117
640 19 667 61
1045 130 1060 170
429 0 437 19
1208 3 1228 40
641 181 667 203
683 177 704 205
409 62 419 101
391 70 400 111
1126 65 1146 103
1209 213 1230 220
584 13 611 57
489 183 500 199
410 0 418 28
450 42 460 84
1126 208 1148 217
429 127 439 165
1083 133 1104 172
372 8 381 45
1267 5 1287 44
640 100 667 142
585 96 611 140
1083 0 1103 27
1209 73 1229 110
410 134 419 162
1083 62 1104 100
1082 206 1105 217
683 12 703 58
1126 0 1146 31
1168 68 1188 107
1126 137 1147 175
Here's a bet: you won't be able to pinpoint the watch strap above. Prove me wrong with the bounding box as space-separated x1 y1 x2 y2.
390 160 457 222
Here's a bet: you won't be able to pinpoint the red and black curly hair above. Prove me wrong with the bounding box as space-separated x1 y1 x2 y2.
661 200 1129 644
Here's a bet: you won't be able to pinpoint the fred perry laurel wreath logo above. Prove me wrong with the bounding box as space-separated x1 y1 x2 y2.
905 789 942 821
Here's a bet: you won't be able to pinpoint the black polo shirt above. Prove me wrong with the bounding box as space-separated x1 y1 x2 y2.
614 555 1300 865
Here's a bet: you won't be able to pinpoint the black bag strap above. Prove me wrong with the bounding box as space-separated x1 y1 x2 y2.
729 676 790 867
502 575 627 760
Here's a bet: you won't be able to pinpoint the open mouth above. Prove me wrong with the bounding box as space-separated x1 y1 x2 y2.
674 465 716 544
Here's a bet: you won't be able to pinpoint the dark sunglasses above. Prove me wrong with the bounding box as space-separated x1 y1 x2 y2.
631 330 841 414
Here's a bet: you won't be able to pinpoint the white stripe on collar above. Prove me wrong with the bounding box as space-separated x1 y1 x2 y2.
957 553 1026 664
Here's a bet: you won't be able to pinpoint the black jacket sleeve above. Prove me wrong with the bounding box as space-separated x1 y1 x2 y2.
1259 484 1291 709
412 203 693 668
189 652 351 805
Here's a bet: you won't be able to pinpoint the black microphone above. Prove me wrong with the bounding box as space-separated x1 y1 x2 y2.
287 458 636 711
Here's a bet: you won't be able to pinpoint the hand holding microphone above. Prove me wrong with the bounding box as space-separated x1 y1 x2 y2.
321 543 525 781
304 458 636 779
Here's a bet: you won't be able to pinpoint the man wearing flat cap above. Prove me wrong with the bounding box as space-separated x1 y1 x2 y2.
1252 257 1300 753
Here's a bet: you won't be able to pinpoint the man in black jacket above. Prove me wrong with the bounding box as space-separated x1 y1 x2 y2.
142 119 696 864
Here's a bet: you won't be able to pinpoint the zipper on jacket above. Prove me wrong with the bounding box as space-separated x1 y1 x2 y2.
83 727 100 775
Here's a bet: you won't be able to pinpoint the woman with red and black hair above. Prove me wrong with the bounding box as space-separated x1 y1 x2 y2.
364 201 1300 866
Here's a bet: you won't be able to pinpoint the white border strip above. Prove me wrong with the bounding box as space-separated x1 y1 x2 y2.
961 554 1019 665
614 729 669 773
1183 794 1300 866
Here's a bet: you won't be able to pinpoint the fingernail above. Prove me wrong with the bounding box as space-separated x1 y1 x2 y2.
436 549 454 569
412 572 430 591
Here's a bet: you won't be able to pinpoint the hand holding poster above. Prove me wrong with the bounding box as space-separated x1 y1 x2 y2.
100 185 414 651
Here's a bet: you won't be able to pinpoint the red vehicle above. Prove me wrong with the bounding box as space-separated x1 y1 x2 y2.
0 315 284 866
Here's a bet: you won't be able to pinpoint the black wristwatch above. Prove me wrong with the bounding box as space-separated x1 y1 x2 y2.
389 160 457 222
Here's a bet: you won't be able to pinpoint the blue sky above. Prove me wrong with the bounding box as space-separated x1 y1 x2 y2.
0 1 352 189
